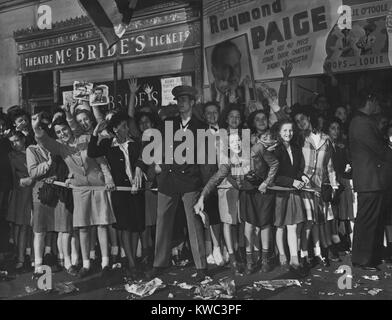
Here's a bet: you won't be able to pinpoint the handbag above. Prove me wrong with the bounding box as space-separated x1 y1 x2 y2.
38 183 59 208
331 184 345 205
244 170 263 186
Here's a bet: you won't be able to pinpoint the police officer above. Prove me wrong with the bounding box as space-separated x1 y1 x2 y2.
147 85 209 282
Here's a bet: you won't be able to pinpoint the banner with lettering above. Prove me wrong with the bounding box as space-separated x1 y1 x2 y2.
21 23 198 73
203 0 342 85
326 0 392 73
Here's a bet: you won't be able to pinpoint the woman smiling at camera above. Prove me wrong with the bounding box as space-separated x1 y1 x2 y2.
31 114 116 279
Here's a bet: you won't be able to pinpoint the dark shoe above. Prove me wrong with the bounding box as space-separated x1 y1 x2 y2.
229 261 242 276
236 248 246 264
329 245 341 263
171 254 180 266
353 263 380 272
299 256 308 266
244 262 255 275
51 263 62 273
260 258 272 273
90 259 100 271
32 270 45 280
179 245 193 262
315 255 330 268
43 253 54 266
383 257 392 266
145 267 164 280
66 265 79 277
193 269 210 283
78 267 92 278
381 246 392 264
101 266 111 278
15 261 24 272
289 264 308 278
120 257 128 270
110 255 121 269
24 255 33 271
125 267 139 280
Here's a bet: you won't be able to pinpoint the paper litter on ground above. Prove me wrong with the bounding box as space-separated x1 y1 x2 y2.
25 286 38 294
368 288 383 296
177 282 194 290
193 278 235 300
54 282 79 295
362 275 379 281
253 279 301 291
125 278 165 298
201 277 213 285
107 285 125 291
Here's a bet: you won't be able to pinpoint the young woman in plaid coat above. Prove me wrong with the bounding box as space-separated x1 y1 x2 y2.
292 106 339 268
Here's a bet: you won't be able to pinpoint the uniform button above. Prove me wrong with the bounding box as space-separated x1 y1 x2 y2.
377 164 381 168
182 171 185 173
169 170 172 172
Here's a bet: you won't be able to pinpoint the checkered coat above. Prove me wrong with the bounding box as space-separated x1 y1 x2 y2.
301 133 339 224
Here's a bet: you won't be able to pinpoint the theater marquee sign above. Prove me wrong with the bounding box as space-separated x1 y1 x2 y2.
19 22 199 73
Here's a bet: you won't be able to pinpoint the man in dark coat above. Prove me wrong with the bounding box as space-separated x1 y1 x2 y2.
0 113 12 268
349 91 392 271
148 85 208 282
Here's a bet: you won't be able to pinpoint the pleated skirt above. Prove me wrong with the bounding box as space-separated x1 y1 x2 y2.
274 191 306 227
72 189 116 228
240 189 274 229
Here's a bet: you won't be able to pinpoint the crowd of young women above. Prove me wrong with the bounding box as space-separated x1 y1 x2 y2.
0 68 391 282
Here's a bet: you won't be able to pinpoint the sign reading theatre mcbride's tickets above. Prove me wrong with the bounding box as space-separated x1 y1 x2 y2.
203 0 342 82
21 23 198 73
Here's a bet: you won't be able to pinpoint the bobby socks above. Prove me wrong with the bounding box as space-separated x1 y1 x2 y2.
120 247 126 258
64 256 72 270
111 246 119 256
89 250 96 260
34 258 43 272
44 246 51 255
300 250 308 258
314 246 321 257
101 256 109 268
71 254 79 266
83 259 91 270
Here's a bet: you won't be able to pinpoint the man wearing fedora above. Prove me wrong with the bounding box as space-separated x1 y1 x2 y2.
147 85 209 281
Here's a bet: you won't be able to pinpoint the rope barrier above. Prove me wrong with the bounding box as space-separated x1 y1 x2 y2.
50 181 324 193
51 181 157 192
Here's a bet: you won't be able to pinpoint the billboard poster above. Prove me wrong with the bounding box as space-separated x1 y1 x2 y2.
326 0 392 73
203 0 342 86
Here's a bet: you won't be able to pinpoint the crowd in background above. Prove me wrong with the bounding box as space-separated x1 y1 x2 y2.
1 61 392 284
